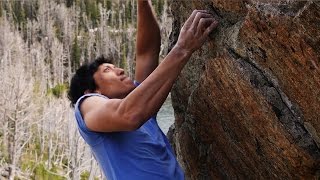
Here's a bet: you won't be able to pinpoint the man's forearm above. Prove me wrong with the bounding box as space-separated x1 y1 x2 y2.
136 0 161 55
119 45 191 127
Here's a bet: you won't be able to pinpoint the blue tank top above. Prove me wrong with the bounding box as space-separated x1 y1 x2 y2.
74 83 184 180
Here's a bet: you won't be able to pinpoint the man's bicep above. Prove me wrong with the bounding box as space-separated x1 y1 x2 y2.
81 96 129 132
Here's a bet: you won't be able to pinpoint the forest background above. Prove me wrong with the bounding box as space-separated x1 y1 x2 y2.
0 0 171 179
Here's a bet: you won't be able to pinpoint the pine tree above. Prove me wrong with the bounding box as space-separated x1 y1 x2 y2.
71 36 81 71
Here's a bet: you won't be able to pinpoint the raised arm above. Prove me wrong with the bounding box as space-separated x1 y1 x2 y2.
135 0 161 83
82 10 218 132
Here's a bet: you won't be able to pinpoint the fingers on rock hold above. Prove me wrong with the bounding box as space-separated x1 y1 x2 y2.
204 20 219 36
192 12 213 27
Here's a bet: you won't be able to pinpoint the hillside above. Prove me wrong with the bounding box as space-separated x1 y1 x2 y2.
0 0 170 179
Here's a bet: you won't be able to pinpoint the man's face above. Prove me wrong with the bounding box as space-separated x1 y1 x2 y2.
93 63 135 99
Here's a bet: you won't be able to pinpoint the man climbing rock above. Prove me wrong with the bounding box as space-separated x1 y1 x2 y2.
68 1 218 179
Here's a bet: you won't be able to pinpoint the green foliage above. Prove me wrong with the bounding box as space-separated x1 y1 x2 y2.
61 158 69 170
19 128 75 179
11 1 28 41
23 1 39 21
114 8 119 28
48 83 68 98
84 0 100 27
32 163 66 180
126 1 132 24
7 1 38 39
80 170 100 180
123 0 137 27
103 0 113 25
12 1 27 26
21 158 35 171
120 36 127 70
34 139 41 155
157 0 164 17
0 140 8 164
71 36 81 71
54 21 63 42
152 0 164 19
80 171 89 180
105 0 112 10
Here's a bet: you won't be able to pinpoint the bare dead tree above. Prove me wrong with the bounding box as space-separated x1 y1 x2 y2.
0 16 36 179
0 0 169 179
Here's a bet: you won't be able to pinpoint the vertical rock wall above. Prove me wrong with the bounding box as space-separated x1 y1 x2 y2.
169 0 320 179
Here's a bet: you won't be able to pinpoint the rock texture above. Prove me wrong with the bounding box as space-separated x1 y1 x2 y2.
168 0 320 179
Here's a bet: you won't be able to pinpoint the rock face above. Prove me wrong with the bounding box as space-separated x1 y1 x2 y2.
168 0 320 179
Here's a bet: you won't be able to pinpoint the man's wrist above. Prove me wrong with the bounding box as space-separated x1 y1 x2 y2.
172 44 193 59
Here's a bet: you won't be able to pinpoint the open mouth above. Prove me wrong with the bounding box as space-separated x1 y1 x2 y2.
120 76 128 81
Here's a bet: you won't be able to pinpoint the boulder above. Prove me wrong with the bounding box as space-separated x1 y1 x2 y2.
169 0 320 179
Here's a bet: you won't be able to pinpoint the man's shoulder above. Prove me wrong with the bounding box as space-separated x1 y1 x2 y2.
79 94 108 114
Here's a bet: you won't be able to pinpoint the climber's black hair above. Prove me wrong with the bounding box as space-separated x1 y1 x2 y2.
67 56 113 107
